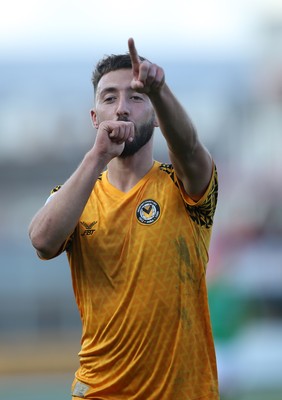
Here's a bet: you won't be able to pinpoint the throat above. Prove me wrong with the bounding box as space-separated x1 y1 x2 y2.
107 160 155 193
109 177 139 193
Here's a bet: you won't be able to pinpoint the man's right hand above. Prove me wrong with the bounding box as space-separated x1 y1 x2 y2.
94 120 135 160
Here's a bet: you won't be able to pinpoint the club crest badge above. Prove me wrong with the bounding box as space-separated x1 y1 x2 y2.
136 199 160 225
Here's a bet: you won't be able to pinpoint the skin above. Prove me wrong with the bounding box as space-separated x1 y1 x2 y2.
91 67 158 191
29 38 213 260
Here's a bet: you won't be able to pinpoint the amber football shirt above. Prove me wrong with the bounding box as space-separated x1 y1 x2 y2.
55 161 219 399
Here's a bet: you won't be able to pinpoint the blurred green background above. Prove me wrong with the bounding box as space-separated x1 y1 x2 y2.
1 1 282 398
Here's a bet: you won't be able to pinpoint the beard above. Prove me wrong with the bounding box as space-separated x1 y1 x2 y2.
118 116 155 158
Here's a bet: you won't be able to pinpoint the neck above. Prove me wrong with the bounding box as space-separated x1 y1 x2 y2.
107 140 154 192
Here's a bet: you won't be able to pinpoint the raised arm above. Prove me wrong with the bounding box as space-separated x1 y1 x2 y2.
128 38 213 200
29 120 134 259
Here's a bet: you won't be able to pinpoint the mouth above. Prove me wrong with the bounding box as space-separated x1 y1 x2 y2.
117 116 131 122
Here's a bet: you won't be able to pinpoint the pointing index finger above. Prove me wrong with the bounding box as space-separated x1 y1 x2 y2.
128 37 140 77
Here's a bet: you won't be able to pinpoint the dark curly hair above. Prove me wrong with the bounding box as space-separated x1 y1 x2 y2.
92 53 146 92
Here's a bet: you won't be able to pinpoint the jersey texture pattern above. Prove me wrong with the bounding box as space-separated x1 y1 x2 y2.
56 161 219 399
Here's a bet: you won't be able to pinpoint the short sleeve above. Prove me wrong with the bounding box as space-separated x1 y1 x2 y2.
168 163 218 229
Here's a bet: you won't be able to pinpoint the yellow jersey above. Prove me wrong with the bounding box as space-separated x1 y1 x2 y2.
56 161 219 399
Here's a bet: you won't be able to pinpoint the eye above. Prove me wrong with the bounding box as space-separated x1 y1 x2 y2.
104 96 116 103
131 95 143 102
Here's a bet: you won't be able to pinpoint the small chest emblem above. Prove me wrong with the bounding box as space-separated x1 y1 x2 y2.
80 221 97 236
136 199 160 225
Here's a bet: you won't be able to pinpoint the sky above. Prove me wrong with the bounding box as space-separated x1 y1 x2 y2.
1 0 282 62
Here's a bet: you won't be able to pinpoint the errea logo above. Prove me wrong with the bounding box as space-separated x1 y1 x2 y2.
136 199 160 225
80 221 97 236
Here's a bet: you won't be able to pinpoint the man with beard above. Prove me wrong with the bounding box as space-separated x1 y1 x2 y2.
29 38 219 399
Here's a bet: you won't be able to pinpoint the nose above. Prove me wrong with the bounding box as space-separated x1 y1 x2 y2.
116 96 130 118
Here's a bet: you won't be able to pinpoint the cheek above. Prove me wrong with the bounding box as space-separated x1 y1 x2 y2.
95 106 115 122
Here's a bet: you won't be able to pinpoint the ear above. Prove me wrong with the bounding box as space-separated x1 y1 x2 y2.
153 114 159 128
90 109 99 129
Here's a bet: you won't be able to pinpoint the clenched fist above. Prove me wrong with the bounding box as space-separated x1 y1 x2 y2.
94 120 135 160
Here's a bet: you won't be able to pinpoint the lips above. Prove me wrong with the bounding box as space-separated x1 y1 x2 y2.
117 116 131 122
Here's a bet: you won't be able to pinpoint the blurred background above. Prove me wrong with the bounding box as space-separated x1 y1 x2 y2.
1 0 282 399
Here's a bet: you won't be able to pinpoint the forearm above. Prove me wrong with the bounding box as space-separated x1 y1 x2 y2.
150 84 198 155
149 84 212 198
29 150 108 259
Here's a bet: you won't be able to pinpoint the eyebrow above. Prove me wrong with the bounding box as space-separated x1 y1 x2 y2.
96 86 147 102
99 87 119 98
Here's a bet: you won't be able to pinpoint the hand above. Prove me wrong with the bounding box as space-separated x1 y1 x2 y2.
128 38 165 95
94 120 135 159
